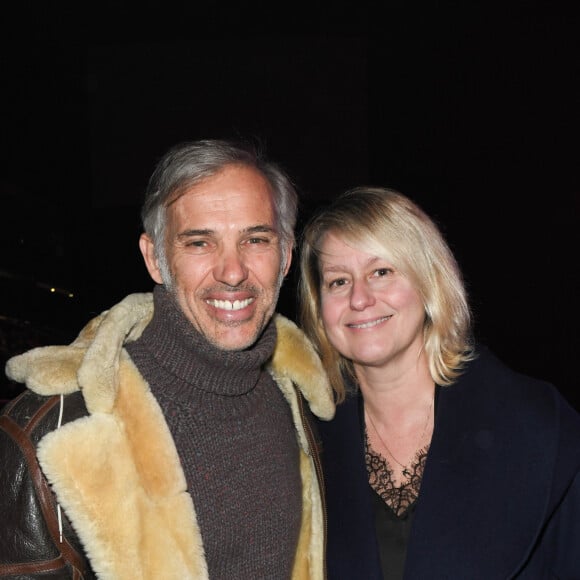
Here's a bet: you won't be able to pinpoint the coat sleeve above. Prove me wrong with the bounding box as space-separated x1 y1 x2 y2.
0 390 94 578
551 471 580 577
531 394 580 578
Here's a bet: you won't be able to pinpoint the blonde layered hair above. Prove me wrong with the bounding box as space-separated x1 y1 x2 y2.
299 187 475 402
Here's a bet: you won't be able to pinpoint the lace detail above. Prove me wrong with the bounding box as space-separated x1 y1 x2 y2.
365 428 430 517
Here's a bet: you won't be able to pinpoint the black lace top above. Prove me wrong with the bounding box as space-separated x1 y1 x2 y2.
366 435 430 517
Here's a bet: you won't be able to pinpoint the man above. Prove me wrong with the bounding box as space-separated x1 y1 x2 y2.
0 139 335 579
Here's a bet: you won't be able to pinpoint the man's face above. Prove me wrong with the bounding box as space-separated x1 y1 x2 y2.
140 164 292 350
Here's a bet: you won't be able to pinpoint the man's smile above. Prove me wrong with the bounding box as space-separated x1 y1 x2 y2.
206 297 255 311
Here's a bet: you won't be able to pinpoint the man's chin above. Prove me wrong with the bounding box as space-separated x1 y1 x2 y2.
205 325 264 352
210 337 259 352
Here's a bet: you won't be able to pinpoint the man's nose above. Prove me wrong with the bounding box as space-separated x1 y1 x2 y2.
213 247 249 287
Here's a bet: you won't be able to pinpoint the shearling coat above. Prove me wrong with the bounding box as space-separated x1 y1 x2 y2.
0 293 335 579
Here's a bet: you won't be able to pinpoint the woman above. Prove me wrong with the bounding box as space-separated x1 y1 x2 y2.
299 187 580 579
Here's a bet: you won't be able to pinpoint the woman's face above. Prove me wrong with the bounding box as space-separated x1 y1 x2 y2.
318 232 426 372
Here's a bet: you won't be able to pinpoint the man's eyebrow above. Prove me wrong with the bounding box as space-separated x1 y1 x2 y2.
177 229 213 239
176 225 277 239
245 225 277 235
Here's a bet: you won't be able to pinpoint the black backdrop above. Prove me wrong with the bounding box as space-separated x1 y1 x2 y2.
2 4 578 408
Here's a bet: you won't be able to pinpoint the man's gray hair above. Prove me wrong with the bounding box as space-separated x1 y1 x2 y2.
141 139 299 284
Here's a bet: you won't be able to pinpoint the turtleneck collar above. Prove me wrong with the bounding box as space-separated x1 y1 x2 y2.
135 285 277 396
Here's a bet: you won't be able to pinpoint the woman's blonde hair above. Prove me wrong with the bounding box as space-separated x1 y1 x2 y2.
299 187 475 402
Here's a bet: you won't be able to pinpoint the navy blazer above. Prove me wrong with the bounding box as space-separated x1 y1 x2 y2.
317 347 580 579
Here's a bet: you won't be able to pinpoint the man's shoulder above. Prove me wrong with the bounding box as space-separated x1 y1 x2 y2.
1 389 89 446
4 293 154 405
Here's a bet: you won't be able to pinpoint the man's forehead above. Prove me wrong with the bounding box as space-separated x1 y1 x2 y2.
167 163 272 204
168 199 278 238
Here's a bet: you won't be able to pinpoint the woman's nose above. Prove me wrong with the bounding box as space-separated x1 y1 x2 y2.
350 279 375 310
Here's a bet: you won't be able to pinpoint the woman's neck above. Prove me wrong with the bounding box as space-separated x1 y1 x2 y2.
356 351 434 427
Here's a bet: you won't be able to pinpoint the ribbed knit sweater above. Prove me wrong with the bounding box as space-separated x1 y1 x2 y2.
126 286 302 579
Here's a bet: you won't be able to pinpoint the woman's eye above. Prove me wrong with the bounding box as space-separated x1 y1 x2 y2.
374 268 392 277
329 278 347 288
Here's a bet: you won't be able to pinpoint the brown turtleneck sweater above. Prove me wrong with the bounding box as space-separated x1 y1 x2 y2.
126 286 302 579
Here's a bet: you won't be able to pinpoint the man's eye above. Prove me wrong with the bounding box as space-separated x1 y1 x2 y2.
248 237 268 244
186 240 208 248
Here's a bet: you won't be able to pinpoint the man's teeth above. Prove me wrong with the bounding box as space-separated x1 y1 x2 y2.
207 298 254 311
349 316 391 329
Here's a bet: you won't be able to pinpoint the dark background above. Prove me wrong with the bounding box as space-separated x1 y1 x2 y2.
1 4 578 408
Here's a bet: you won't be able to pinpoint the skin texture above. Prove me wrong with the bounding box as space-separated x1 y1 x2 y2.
139 164 292 351
318 232 427 387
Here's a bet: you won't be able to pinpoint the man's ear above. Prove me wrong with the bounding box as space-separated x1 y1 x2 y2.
282 241 293 277
139 233 164 284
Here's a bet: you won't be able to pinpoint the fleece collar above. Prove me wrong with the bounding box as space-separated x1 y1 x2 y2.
6 292 335 421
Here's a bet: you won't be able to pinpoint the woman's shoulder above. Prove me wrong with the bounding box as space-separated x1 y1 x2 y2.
461 344 562 398
450 344 580 439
